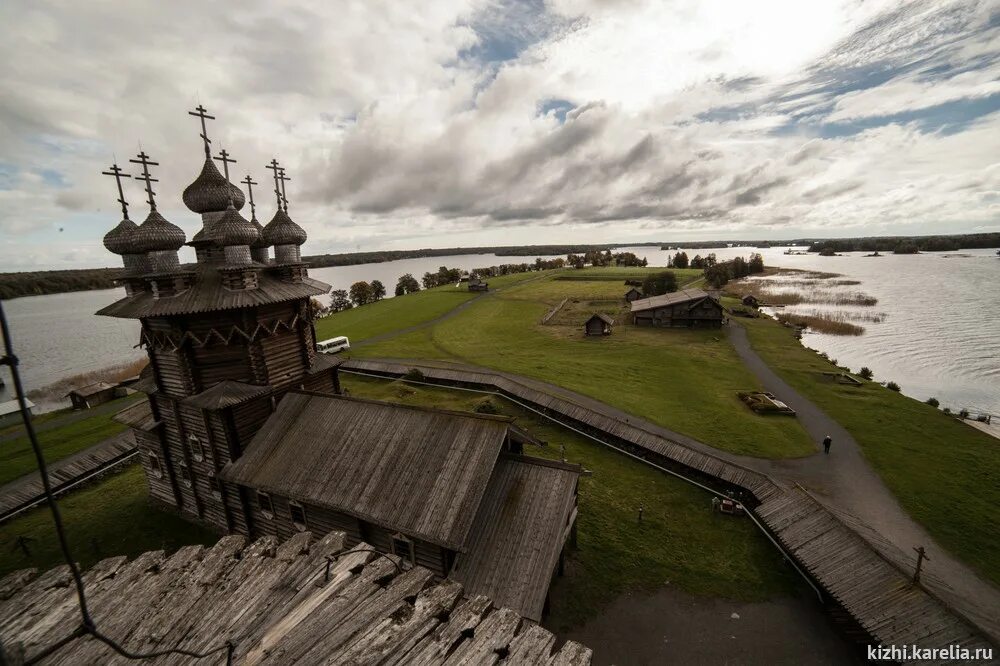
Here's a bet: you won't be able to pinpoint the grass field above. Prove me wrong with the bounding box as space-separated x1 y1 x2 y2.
353 267 815 459
740 316 1000 586
340 375 799 629
0 395 141 485
0 465 218 577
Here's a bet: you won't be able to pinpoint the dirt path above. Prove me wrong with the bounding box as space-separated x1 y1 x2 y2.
726 322 1000 640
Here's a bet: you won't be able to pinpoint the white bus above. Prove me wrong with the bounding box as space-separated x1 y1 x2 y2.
316 336 350 354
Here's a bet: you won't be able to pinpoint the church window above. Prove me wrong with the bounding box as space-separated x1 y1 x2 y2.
179 461 192 488
390 533 415 565
208 472 222 499
188 434 204 462
147 451 163 478
289 501 307 530
257 491 274 518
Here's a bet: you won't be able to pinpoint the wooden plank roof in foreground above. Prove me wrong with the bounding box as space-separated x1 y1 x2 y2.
0 531 592 665
221 391 515 551
629 288 714 313
452 455 581 622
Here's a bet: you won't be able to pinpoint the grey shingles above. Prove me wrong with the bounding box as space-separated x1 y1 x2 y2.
629 288 713 313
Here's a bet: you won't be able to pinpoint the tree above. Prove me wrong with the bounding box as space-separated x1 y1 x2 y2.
672 251 689 269
421 272 438 289
748 253 764 274
858 367 873 380
329 289 352 312
894 241 919 255
309 297 326 317
641 270 678 297
395 273 420 296
370 280 386 301
349 281 373 307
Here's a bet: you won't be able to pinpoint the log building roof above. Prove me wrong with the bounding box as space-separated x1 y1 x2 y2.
451 454 581 622
629 288 717 313
0 531 592 664
182 380 271 410
221 391 518 551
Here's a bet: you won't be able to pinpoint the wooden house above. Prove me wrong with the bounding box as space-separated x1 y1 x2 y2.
66 381 118 409
98 113 583 625
624 286 643 302
0 398 33 428
630 289 724 328
584 313 614 336
742 294 760 307
468 277 489 292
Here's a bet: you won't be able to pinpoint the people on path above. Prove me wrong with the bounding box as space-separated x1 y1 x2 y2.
823 435 832 454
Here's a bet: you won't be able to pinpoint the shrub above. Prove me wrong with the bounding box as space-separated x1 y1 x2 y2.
925 397 939 408
474 398 501 415
858 367 873 380
403 368 425 381
943 407 952 415
958 409 969 419
886 381 901 392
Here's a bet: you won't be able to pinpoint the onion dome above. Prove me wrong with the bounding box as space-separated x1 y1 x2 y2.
182 158 246 214
249 216 268 249
208 204 260 247
261 208 308 246
103 218 139 255
131 210 187 253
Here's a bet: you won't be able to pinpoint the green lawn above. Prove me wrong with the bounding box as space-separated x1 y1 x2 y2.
740 316 1000 586
314 270 557 344
0 465 218 577
353 268 815 459
340 375 798 630
0 396 141 485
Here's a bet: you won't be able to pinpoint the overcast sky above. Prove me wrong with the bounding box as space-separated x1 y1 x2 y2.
1 0 997 270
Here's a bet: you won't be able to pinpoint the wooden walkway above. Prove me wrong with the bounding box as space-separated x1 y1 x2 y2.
343 358 998 658
0 531 592 665
0 432 136 523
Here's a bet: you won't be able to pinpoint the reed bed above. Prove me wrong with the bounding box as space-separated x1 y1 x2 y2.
28 358 147 401
775 312 865 336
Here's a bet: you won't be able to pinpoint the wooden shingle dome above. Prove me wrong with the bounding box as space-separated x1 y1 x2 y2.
182 158 246 214
131 210 186 252
102 218 139 255
208 204 260 247
261 208 307 246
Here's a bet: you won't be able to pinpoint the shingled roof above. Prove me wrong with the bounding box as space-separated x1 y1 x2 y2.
182 380 270 410
629 288 716 313
221 392 516 551
0 531 592 664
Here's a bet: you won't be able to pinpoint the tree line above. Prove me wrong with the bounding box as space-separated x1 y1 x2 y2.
808 232 1000 254
565 250 648 268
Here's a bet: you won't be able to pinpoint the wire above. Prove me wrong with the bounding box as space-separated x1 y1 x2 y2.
0 299 235 664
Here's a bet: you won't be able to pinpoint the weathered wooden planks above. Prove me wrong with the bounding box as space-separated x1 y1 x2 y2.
0 532 593 665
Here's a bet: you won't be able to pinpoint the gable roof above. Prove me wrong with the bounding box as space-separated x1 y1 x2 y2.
629 288 718 313
220 391 513 550
586 313 614 325
182 380 271 410
113 399 159 431
65 381 116 398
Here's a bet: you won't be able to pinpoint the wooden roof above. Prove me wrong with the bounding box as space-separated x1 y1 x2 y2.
96 265 329 319
221 391 514 550
451 455 581 622
112 400 159 431
586 313 614 326
182 380 270 410
0 531 592 664
629 288 717 313
307 351 345 375
65 381 116 398
0 399 34 418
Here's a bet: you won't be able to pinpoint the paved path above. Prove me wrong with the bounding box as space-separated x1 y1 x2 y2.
725 322 1000 639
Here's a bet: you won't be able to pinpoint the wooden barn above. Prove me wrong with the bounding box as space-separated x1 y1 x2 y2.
630 288 724 328
584 313 614 336
624 286 643 302
66 381 118 409
97 108 583 626
742 294 760 307
468 277 489 292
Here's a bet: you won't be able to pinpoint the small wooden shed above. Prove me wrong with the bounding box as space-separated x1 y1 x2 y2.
66 381 118 409
584 313 614 336
625 287 643 302
742 294 760 307
0 398 34 428
468 277 489 292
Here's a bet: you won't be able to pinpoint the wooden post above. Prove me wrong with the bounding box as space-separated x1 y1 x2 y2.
638 504 644 524
913 546 929 584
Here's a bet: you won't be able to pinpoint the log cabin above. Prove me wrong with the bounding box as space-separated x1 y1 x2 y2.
584 313 614 336
624 286 643 302
468 277 489 291
97 109 582 623
630 288 724 328
66 381 118 409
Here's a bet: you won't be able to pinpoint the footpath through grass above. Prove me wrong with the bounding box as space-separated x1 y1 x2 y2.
353 267 815 459
0 465 217 577
0 395 141 485
741 316 1000 586
340 375 799 630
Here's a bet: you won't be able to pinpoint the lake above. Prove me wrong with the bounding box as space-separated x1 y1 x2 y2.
2 246 997 417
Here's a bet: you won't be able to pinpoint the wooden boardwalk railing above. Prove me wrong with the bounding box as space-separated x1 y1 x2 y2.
343 358 998 658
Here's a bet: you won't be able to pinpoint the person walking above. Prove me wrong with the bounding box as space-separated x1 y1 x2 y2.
823 435 832 454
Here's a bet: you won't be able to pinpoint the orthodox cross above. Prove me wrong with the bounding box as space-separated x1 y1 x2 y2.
101 163 132 220
187 105 216 158
265 159 284 209
277 166 291 212
213 148 237 206
241 175 259 219
129 151 160 211
912 546 929 584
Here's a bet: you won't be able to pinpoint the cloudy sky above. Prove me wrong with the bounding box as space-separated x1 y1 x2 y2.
0 0 997 270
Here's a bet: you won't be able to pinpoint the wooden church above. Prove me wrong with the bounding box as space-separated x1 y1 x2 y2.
99 108 582 622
